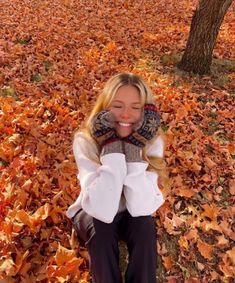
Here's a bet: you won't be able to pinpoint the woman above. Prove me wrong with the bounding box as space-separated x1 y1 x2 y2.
66 72 168 283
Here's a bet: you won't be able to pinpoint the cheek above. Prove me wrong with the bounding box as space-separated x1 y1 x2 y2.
134 110 142 122
110 108 120 118
109 108 119 119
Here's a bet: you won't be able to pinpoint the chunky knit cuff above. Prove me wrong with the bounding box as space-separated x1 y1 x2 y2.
101 140 124 156
124 142 142 162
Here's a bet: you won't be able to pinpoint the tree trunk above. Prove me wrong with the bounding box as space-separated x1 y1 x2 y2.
177 0 233 75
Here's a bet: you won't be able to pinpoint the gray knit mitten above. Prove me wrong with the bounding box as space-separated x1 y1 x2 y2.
101 140 124 156
123 142 142 162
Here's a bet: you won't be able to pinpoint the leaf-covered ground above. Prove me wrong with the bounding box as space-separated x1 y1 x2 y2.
0 0 234 282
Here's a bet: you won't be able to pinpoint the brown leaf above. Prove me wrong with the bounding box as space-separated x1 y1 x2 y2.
0 258 15 276
163 214 185 235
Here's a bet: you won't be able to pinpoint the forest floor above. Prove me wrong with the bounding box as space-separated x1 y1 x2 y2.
0 0 234 282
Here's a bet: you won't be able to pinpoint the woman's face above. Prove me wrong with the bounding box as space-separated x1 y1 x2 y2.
108 85 143 138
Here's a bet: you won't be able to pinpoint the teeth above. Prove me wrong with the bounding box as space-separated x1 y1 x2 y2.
119 122 131 127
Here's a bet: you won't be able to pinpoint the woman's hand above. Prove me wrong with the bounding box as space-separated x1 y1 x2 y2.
91 110 124 155
91 110 120 146
124 104 161 148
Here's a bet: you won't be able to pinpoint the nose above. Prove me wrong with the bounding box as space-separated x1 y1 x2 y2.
120 107 130 119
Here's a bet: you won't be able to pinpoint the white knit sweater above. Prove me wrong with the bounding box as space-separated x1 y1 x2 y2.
66 133 165 223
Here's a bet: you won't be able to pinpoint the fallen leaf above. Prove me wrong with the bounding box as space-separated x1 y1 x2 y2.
162 255 174 271
229 179 235 195
201 203 221 221
197 239 213 260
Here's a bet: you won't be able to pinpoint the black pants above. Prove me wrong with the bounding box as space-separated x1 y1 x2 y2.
73 209 157 283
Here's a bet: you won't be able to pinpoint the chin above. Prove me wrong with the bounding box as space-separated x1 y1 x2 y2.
118 132 131 138
116 127 132 138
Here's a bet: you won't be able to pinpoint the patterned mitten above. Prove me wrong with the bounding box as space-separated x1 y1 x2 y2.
124 104 161 148
90 110 124 155
91 110 117 145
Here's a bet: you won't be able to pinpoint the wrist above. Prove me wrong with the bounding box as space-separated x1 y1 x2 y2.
123 142 142 162
123 132 145 148
101 140 124 156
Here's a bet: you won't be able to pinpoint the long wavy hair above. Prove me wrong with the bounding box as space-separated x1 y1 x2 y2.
73 72 170 192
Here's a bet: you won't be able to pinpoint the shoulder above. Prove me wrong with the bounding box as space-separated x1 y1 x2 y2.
73 131 95 146
73 131 99 161
146 131 165 158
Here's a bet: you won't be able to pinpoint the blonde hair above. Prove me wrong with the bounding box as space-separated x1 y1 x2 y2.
74 72 170 193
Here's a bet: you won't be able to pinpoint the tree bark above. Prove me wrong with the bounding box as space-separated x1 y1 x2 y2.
177 0 233 75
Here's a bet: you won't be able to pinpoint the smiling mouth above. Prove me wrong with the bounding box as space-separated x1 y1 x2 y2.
118 122 132 127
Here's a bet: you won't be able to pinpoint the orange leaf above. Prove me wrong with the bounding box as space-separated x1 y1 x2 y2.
14 250 29 276
34 203 51 220
0 250 29 276
162 255 174 271
229 179 235 195
54 244 76 266
15 203 51 229
201 203 221 221
216 235 229 247
197 239 213 260
166 276 178 283
16 210 35 228
201 220 222 233
184 229 199 242
226 246 235 266
175 104 189 120
201 174 211 182
219 247 235 277
185 278 200 283
219 220 235 241
178 236 189 249
177 187 195 198
105 42 116 51
204 156 216 169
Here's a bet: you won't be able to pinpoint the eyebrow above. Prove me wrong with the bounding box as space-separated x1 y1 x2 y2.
112 100 141 105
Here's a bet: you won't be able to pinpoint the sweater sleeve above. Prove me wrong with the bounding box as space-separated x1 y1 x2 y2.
71 134 127 223
123 135 165 216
